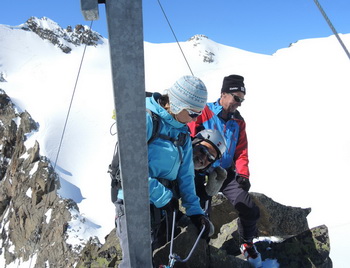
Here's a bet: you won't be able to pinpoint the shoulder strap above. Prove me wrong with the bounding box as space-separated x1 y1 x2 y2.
109 141 121 203
145 91 153 97
146 108 161 144
176 125 190 147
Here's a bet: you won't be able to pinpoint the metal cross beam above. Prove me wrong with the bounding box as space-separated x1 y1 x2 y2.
80 0 152 267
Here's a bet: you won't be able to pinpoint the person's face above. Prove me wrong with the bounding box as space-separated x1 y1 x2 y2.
193 141 218 170
175 108 202 124
219 92 245 113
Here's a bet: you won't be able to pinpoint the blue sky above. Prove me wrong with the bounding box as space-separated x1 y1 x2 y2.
1 0 350 55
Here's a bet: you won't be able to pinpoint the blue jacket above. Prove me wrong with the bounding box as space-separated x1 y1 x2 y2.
118 93 204 216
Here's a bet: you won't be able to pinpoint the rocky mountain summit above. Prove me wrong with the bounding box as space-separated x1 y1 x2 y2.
20 17 104 53
0 89 332 267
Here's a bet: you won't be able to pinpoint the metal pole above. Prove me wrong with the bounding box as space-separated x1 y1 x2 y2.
80 0 152 267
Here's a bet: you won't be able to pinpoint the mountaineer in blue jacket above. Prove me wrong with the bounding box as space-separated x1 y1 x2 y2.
115 75 212 267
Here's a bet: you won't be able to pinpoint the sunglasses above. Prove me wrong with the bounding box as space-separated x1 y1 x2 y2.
186 109 202 118
198 144 216 163
230 93 245 103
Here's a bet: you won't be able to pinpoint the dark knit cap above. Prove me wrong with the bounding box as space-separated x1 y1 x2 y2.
221 75 246 94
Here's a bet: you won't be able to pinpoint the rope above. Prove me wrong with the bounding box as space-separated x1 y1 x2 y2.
156 0 195 76
312 0 350 61
28 20 94 268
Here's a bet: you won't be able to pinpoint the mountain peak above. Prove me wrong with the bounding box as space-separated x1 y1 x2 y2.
188 34 209 42
20 16 104 53
187 34 218 63
24 16 62 32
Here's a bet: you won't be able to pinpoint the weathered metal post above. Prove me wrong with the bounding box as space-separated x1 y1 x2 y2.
80 0 152 267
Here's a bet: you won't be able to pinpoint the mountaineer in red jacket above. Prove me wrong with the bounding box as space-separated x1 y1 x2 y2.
188 74 262 267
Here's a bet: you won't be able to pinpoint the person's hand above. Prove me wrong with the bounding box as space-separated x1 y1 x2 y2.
189 214 214 239
205 166 227 196
236 175 251 191
159 197 179 214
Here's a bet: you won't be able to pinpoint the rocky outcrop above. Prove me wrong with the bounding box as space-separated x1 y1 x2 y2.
151 195 332 268
0 89 83 267
0 89 332 267
21 17 103 53
0 72 6 82
77 195 331 268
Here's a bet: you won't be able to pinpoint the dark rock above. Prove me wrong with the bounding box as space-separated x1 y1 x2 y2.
0 89 83 267
0 72 6 82
255 225 332 268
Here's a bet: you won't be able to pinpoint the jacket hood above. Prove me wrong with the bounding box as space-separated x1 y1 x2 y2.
146 93 186 129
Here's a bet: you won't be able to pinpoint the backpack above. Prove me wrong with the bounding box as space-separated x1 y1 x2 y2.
108 105 188 203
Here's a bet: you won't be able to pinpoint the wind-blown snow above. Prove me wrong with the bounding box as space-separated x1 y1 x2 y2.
0 19 349 267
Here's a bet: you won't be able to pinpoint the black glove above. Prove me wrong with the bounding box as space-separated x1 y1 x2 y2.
159 197 179 214
236 176 251 192
189 214 213 239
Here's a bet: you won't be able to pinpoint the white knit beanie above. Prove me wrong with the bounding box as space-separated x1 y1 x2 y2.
167 76 208 114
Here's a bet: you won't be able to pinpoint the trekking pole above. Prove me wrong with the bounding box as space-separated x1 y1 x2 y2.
160 211 205 268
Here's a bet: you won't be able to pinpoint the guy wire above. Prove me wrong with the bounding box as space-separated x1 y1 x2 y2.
157 0 195 76
312 0 350 61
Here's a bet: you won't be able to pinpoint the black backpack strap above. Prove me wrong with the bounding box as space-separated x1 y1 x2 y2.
108 141 121 203
176 132 189 163
145 91 153 97
174 132 187 147
146 108 161 144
